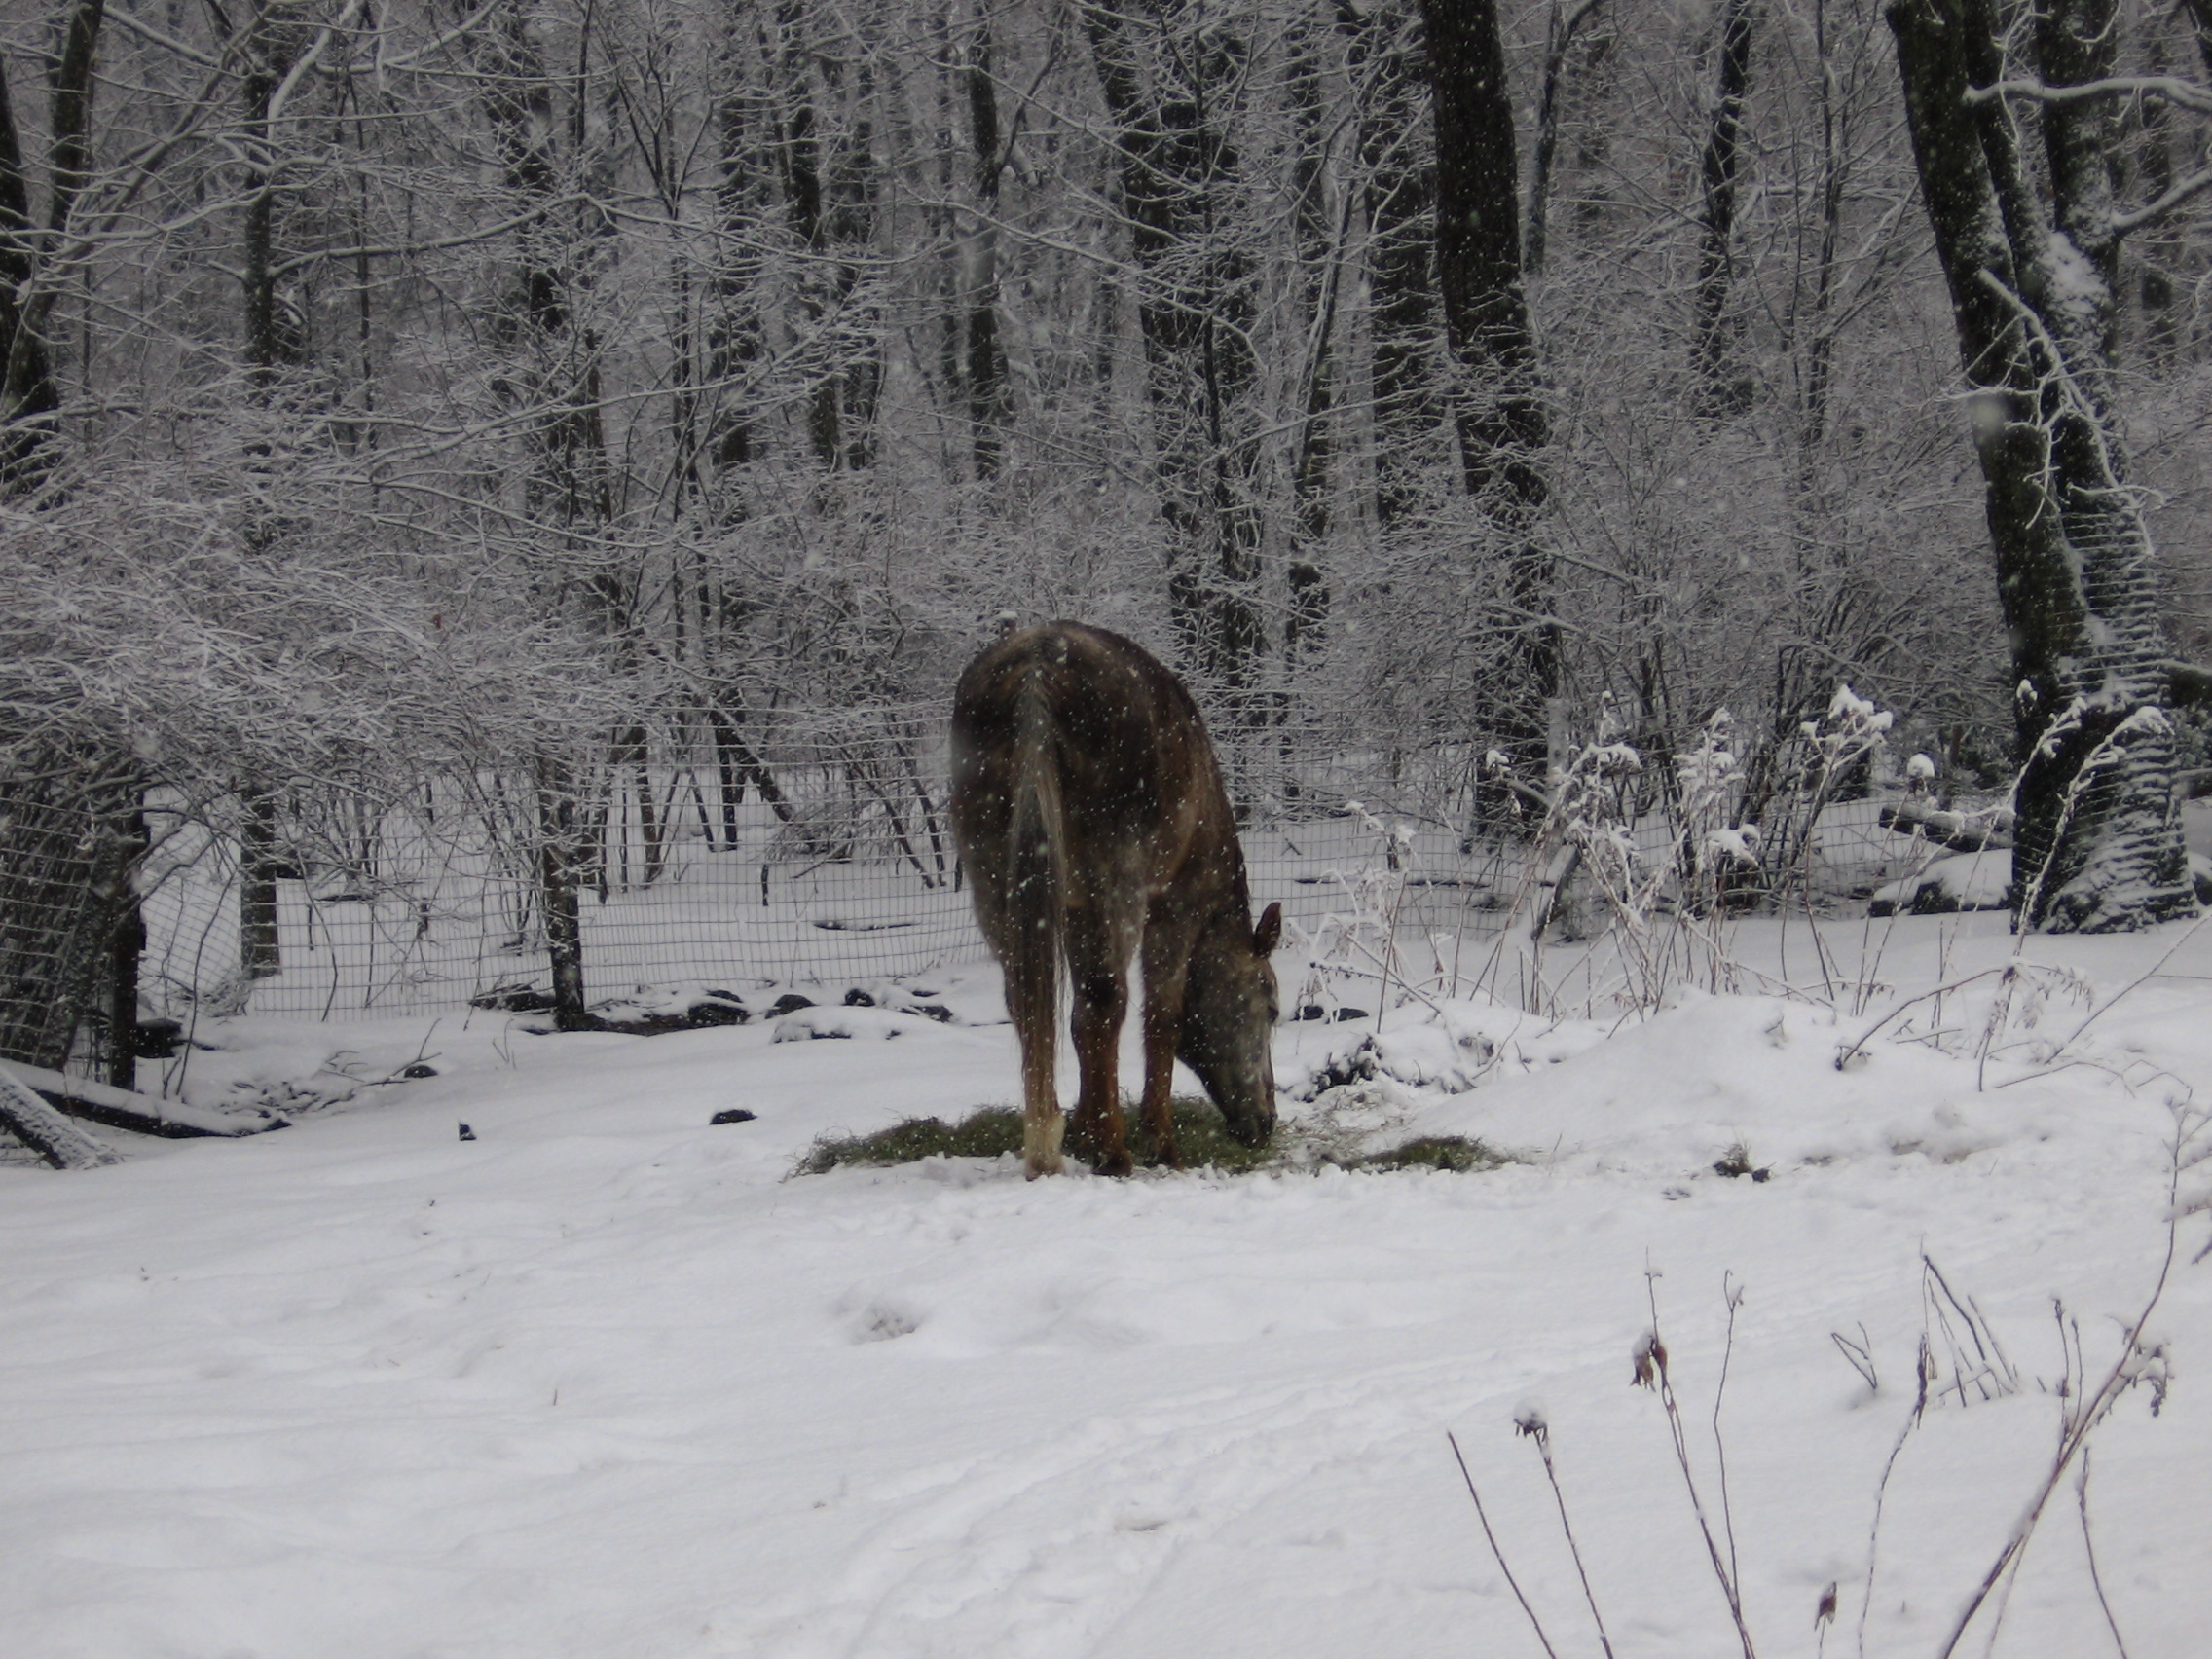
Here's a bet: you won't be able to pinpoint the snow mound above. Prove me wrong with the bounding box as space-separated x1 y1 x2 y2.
1869 848 2011 915
773 1006 925 1042
1283 998 1612 1100
1382 991 2068 1179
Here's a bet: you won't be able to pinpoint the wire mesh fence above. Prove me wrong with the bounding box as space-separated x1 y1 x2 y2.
3 697 1955 1077
124 745 1932 1026
0 769 141 1073
137 708 977 1020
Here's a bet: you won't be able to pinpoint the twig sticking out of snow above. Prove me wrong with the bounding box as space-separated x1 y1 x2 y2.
1636 1272 1760 1659
2076 1451 2133 1659
1830 1325 1878 1394
1832 968 2006 1071
1928 1109 2197 1659
1444 1431 1563 1659
1514 1406 1617 1659
1855 1335 1933 1659
1921 1255 2021 1406
2047 913 2210 1061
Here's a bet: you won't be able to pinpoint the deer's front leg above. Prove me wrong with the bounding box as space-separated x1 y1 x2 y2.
1138 930 1192 1170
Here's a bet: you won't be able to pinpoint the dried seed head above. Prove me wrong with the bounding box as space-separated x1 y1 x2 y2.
1632 1331 1662 1389
1815 1582 1838 1627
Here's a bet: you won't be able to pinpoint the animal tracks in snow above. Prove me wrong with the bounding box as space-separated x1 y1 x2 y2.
769 1358 1494 1658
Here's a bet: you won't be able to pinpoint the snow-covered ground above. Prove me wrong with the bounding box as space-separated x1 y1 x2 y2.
4 912 2210 1658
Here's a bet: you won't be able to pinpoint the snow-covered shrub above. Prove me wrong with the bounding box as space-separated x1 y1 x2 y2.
1752 682 1896 897
1288 801 1426 1025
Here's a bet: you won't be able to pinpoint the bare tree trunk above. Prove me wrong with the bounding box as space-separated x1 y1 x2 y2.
1889 0 2193 930
1693 0 1759 410
0 62 56 493
239 791 283 980
707 703 793 826
706 10 773 480
1799 0 1847 458
768 0 879 473
1526 0 1604 277
1343 0 1438 535
960 3 1011 478
1417 0 1557 817
1281 15 1343 805
0 0 104 495
2181 0 2212 81
1082 0 1266 738
104 805 146 1089
240 6 305 387
535 756 591 1030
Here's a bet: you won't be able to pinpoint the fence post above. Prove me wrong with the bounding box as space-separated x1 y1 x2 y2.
239 787 283 979
105 805 149 1088
535 756 591 1031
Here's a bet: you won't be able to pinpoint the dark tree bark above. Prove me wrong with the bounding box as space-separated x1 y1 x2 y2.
1082 0 1265 735
2182 0 2212 81
1798 0 1849 456
707 30 772 478
1416 0 1556 810
0 0 104 495
535 757 591 1030
768 0 878 473
1278 17 1345 804
706 702 793 827
477 0 614 532
1343 0 1439 535
1889 0 2193 930
770 0 836 468
1286 18 1340 633
238 5 306 386
958 5 1011 479
0 63 56 492
472 0 630 1020
98 802 148 1091
611 725 665 888
238 790 283 980
1526 0 1603 277
2127 34 2183 367
1692 0 1759 409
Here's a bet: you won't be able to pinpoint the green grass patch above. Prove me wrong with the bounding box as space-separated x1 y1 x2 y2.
794 1096 1277 1176
794 1103 1510 1178
793 1106 1026 1174
1125 1098 1277 1173
1356 1134 1511 1174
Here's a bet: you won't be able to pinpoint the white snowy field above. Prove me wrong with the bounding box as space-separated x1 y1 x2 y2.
4 913 2211 1659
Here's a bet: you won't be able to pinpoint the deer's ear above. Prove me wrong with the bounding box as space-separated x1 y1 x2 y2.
1253 902 1283 956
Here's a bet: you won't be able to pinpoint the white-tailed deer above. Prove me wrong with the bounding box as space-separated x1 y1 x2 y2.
950 621 1282 1178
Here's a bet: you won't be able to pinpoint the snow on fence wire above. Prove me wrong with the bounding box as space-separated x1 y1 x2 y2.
0 774 140 1073
137 708 978 1020
123 719 1934 1028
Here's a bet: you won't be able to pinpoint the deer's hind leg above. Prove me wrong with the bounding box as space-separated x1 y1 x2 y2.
1063 904 1136 1177
983 881 1065 1179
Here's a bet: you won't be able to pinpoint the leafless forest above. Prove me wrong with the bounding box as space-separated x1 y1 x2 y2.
5 0 2212 1049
